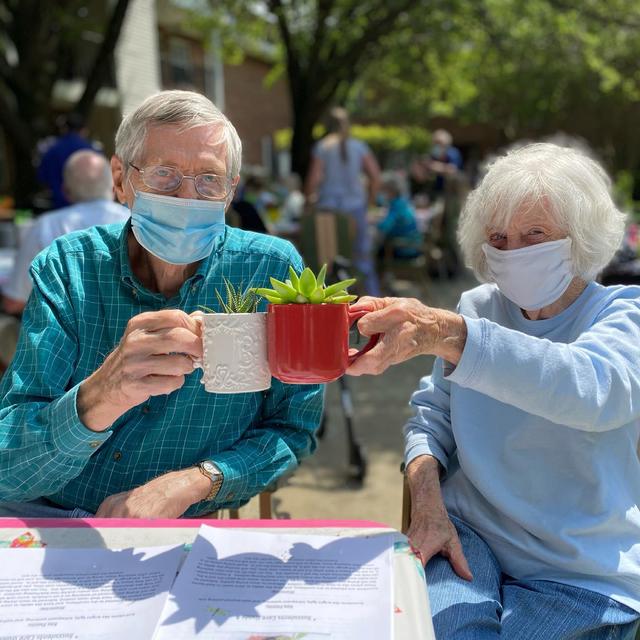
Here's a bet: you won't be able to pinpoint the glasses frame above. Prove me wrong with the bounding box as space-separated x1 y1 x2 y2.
128 162 233 200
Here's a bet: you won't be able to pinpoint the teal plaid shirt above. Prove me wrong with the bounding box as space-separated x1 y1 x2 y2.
0 221 324 515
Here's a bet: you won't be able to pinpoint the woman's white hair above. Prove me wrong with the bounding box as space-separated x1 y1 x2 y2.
115 89 242 179
458 142 626 282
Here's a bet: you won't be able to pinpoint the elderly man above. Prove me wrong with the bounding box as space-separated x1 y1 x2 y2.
0 90 323 518
3 149 129 316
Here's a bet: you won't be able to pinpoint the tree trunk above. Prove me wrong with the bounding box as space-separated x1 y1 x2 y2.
74 0 131 120
10 144 40 210
290 109 316 181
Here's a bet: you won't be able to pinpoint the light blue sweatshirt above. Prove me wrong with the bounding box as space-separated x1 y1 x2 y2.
405 281 640 612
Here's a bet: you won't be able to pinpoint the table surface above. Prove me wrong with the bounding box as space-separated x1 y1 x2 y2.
0 517 434 640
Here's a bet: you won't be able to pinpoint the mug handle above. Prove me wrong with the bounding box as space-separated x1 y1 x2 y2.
347 308 381 365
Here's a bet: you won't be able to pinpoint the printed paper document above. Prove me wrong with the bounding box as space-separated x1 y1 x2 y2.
153 526 394 640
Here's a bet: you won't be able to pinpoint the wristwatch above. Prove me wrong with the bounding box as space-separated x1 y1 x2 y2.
197 460 224 501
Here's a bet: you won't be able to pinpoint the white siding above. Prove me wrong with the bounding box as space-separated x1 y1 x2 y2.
115 0 161 116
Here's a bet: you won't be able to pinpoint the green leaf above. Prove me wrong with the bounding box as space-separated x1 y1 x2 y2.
299 268 317 297
216 289 231 313
198 304 217 313
288 265 300 290
325 294 358 304
309 287 325 304
253 287 281 299
323 278 356 298
269 277 298 301
316 264 327 288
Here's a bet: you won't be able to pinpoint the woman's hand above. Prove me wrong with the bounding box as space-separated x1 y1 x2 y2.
346 297 467 376
406 455 473 580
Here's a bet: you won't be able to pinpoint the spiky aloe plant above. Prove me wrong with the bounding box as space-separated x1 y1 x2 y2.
252 264 357 304
200 278 258 313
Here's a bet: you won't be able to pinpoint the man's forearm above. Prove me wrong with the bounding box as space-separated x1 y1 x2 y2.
77 373 129 432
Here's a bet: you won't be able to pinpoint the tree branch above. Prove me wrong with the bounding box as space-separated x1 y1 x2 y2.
74 0 131 119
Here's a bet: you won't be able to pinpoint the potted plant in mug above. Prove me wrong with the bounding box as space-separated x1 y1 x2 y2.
197 279 271 394
252 265 380 384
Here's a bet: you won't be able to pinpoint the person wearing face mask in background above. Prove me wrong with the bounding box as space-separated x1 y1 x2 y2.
0 90 323 519
346 143 640 638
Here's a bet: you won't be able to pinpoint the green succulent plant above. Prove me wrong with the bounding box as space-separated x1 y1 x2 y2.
252 264 357 305
200 278 258 314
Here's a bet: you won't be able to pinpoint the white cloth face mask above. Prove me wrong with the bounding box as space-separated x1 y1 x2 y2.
482 238 574 311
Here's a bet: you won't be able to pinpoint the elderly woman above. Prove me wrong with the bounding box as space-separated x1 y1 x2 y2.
348 143 640 639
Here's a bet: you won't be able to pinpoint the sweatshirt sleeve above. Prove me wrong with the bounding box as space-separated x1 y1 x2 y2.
404 357 457 472
448 296 640 431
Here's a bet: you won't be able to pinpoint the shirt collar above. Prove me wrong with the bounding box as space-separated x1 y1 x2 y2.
119 219 230 300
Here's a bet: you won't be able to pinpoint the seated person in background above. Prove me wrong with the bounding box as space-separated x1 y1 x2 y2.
0 89 323 519
348 143 640 638
280 173 305 224
376 176 422 260
230 175 270 234
2 150 129 316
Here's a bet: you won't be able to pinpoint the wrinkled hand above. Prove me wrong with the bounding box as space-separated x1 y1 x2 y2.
95 468 210 519
347 297 465 376
78 309 203 431
407 509 472 580
405 455 472 580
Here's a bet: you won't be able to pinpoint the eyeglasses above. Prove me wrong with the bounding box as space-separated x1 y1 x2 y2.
128 163 232 200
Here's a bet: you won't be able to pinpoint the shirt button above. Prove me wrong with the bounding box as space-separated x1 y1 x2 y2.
89 441 101 449
113 451 122 461
226 492 235 500
191 284 198 292
131 289 138 298
141 405 151 414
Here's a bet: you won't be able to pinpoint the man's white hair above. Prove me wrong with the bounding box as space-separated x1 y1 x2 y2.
458 142 626 282
63 150 113 202
115 90 242 180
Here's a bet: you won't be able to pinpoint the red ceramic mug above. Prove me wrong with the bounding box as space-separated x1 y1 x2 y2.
267 303 380 384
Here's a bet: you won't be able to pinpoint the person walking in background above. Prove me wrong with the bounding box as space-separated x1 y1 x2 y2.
37 113 102 210
2 150 129 316
426 128 463 195
305 107 382 295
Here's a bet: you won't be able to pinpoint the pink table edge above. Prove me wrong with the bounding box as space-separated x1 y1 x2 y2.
0 517 391 529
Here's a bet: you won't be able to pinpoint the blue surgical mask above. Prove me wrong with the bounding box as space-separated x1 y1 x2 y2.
130 190 226 265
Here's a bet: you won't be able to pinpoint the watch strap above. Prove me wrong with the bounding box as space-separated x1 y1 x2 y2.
197 462 223 501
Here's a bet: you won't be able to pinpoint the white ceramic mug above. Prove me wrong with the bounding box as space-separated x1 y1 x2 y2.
198 312 271 393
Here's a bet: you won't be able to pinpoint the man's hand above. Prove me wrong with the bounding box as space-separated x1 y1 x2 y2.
405 455 472 580
95 467 212 518
346 297 467 376
77 310 203 431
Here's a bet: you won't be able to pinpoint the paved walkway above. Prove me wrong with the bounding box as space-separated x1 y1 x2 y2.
241 270 479 529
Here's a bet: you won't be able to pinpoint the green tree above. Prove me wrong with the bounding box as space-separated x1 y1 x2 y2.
0 0 131 207
352 0 640 172
201 0 450 179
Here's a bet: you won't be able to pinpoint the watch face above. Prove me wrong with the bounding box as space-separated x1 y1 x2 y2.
202 461 217 475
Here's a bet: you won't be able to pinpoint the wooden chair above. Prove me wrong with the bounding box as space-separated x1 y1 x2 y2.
299 210 356 279
298 210 368 483
400 462 411 534
204 488 275 520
